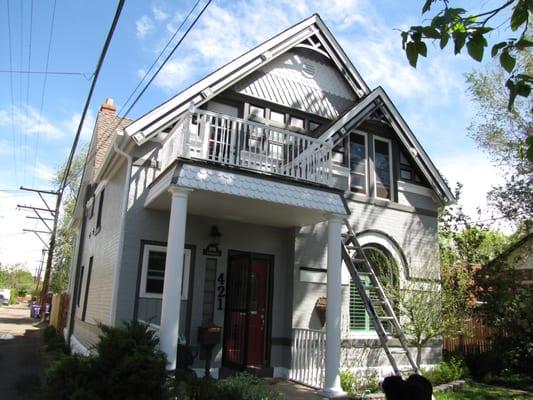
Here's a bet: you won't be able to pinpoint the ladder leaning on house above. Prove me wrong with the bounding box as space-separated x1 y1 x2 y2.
341 219 420 376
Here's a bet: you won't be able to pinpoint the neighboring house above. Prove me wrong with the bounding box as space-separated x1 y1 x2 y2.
65 14 453 396
487 233 533 285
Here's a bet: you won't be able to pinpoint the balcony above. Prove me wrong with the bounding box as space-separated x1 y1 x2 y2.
161 108 333 186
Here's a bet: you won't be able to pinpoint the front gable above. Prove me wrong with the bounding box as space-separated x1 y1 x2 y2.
125 14 368 144
232 48 356 120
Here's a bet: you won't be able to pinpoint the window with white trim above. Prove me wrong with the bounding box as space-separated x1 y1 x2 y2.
349 133 367 194
139 244 191 300
373 137 392 199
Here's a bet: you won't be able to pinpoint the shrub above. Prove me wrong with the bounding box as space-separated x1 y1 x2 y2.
44 321 167 400
216 372 281 400
464 351 504 379
43 325 68 354
340 369 380 396
422 357 469 386
176 372 280 400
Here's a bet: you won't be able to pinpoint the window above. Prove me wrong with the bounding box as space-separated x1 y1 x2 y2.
249 105 265 120
269 111 285 125
289 116 304 130
139 244 192 299
373 138 392 199
81 257 93 322
77 266 85 307
349 246 398 333
350 133 367 193
96 188 105 231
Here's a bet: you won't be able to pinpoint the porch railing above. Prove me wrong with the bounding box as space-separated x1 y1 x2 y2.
290 328 326 389
161 108 333 186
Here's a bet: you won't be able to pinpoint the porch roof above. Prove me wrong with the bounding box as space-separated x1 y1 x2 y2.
145 161 349 227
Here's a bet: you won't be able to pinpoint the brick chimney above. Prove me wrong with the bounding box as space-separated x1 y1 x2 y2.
100 97 116 114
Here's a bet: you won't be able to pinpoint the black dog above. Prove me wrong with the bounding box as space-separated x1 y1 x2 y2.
382 374 432 400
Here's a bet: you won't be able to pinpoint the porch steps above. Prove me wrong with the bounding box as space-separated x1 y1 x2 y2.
341 220 420 377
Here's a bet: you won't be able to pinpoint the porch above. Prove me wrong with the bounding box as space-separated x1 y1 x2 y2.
135 156 349 396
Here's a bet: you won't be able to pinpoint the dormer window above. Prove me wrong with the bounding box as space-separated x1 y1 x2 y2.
373 137 392 200
350 133 367 194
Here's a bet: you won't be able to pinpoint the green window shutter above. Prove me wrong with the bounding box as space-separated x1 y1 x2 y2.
350 276 373 332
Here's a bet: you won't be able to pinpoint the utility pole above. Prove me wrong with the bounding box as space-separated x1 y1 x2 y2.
34 248 47 293
18 186 60 317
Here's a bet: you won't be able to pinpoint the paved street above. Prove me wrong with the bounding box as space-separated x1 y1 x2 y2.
0 303 43 400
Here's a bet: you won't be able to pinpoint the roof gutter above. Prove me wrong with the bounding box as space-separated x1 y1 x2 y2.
109 132 133 325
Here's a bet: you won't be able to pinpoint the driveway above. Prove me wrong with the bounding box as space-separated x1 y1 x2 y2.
0 303 44 400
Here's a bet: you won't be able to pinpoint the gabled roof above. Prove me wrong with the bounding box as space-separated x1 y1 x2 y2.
125 14 370 144
317 87 455 205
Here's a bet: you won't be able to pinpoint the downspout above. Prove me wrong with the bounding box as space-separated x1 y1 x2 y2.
109 135 133 326
67 202 87 348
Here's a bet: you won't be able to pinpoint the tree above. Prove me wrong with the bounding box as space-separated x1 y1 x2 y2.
49 147 87 293
401 0 533 162
465 51 533 231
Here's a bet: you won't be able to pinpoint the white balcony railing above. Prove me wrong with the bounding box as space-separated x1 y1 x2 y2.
290 328 326 389
161 108 333 186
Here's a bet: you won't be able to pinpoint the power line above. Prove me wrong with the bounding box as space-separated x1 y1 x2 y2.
117 0 213 123
117 0 203 117
0 69 93 78
23 0 34 185
5 0 18 187
32 0 58 187
38 0 126 317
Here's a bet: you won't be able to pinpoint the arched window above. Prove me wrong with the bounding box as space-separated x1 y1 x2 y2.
349 244 399 332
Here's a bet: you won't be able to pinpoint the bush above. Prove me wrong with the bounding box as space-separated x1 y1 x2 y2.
422 357 469 386
340 369 380 396
43 326 68 354
464 351 504 379
176 372 280 400
44 321 167 400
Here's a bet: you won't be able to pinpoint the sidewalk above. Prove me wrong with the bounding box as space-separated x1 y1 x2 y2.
0 303 44 400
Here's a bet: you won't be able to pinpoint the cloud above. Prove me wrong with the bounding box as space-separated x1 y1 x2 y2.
0 194 51 274
0 105 64 139
434 151 512 231
62 109 96 142
30 162 56 182
136 15 154 38
152 6 168 22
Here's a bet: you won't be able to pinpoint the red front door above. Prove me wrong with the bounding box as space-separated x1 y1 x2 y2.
223 252 271 368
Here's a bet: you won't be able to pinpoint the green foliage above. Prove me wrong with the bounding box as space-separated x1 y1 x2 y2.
422 357 469 386
340 370 380 396
50 146 87 293
44 320 167 400
0 265 36 301
402 1 532 108
434 381 533 400
403 0 533 162
466 51 533 231
177 373 281 400
43 325 68 355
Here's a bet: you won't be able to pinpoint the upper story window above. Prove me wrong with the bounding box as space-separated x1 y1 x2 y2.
373 137 392 200
96 188 105 231
399 149 426 185
350 133 367 194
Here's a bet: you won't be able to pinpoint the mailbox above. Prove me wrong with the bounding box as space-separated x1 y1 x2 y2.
198 324 222 346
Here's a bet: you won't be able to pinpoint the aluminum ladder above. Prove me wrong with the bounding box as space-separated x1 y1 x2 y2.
341 219 419 376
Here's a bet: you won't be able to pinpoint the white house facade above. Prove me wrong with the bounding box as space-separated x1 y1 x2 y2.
65 14 453 397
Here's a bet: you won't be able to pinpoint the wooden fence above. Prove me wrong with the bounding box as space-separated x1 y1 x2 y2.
49 293 69 334
443 319 501 354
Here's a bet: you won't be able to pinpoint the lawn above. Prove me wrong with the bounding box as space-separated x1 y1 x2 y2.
435 382 533 400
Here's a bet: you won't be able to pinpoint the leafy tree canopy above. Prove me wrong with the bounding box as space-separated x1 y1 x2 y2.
401 0 533 162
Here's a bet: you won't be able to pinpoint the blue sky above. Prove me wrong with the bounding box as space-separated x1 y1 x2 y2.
0 0 510 272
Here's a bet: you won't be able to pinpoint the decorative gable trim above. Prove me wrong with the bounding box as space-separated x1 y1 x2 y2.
125 14 369 145
318 87 455 205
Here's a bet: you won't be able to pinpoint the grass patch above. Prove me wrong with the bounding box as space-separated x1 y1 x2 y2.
435 382 533 400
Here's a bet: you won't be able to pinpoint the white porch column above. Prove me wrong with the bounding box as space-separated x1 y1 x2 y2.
319 216 346 398
159 186 191 370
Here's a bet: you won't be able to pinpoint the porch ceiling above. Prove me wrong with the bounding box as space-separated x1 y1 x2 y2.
145 162 348 228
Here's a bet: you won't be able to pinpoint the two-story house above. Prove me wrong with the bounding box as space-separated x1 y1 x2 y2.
65 14 453 397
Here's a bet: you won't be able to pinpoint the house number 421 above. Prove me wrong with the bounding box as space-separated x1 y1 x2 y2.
217 273 225 310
